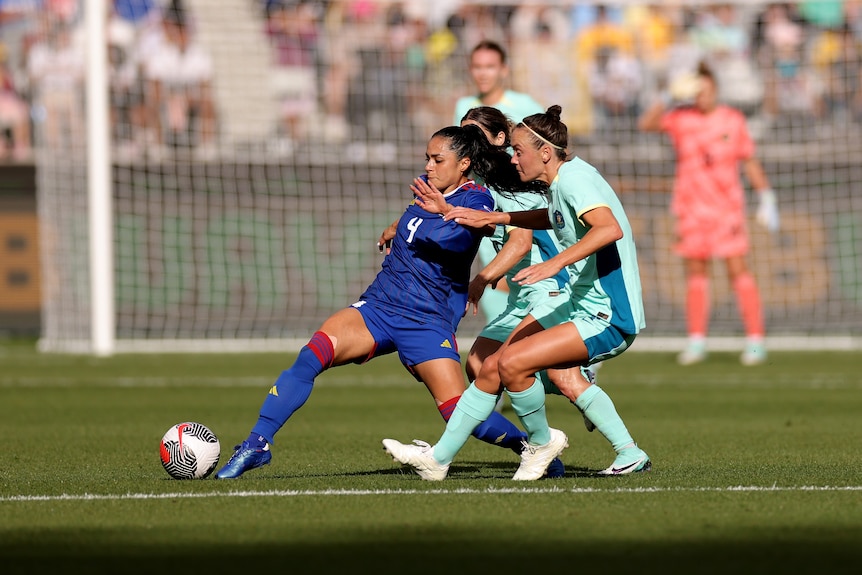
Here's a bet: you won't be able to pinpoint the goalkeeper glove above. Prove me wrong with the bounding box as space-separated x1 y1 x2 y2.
756 188 779 232
664 72 702 107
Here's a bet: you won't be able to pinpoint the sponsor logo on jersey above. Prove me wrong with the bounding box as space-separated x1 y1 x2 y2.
553 210 565 230
268 385 279 396
440 339 452 349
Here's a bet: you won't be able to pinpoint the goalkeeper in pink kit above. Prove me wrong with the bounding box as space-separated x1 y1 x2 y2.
638 61 779 366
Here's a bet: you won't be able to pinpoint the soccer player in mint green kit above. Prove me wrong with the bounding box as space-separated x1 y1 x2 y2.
453 40 544 324
384 105 651 480
458 106 600 439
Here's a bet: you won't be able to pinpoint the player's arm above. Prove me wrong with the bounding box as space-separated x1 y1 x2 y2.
637 99 665 132
446 207 550 230
466 228 532 315
743 157 770 192
512 206 622 286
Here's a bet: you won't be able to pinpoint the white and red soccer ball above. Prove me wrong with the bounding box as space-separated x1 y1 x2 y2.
159 422 220 480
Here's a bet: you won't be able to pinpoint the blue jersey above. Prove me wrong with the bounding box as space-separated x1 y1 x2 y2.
360 179 494 333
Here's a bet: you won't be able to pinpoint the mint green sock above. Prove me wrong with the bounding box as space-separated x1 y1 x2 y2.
574 384 634 453
433 384 498 465
506 380 551 445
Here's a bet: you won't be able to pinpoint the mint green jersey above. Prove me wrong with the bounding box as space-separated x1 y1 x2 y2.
547 158 646 335
453 90 544 126
492 190 568 309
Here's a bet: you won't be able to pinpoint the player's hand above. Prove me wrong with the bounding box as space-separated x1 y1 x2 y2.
756 188 779 232
512 260 562 286
443 206 498 228
666 72 702 107
465 274 499 316
411 176 449 215
377 221 397 255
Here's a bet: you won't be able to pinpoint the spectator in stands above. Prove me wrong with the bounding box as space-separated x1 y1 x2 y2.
422 12 469 132
690 3 762 113
586 44 643 121
638 61 778 366
108 11 146 162
574 4 634 66
574 4 642 133
811 22 862 124
143 1 217 160
757 2 822 123
0 41 31 161
625 3 679 112
509 5 593 136
265 0 319 153
26 17 84 150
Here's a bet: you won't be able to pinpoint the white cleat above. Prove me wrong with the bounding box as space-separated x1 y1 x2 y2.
512 428 569 481
382 438 449 481
677 342 707 366
740 342 767 366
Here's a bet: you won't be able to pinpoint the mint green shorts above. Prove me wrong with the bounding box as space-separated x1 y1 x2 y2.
528 296 636 364
478 290 566 343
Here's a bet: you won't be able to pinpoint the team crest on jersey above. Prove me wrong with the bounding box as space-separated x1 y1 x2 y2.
553 210 566 230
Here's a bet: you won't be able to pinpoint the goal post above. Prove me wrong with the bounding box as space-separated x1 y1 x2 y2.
86 0 115 356
32 0 862 354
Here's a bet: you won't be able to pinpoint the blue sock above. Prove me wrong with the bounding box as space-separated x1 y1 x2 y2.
474 412 527 453
251 332 334 444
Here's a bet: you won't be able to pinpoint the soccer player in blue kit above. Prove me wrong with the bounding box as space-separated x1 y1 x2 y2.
216 124 560 479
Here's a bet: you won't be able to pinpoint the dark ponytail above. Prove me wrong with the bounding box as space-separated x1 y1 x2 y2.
436 120 548 198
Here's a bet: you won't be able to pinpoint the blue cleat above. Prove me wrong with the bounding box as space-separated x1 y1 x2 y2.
545 457 565 479
215 441 272 479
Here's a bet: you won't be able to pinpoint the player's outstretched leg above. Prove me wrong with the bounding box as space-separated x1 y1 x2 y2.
216 331 334 479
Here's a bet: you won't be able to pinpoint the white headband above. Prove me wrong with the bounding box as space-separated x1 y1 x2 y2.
523 124 565 151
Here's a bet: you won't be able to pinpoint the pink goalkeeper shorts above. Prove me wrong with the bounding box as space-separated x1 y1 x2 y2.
674 212 750 259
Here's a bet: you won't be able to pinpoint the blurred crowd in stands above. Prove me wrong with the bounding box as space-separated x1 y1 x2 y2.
0 0 860 163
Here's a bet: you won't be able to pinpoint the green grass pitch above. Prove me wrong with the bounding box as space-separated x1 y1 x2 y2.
1 339 861 574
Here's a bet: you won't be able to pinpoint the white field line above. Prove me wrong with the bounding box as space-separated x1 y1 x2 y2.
3 485 862 503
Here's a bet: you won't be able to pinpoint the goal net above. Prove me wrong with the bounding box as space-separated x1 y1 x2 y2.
31 0 862 353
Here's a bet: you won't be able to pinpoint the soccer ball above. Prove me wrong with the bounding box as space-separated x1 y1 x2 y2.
159 422 221 480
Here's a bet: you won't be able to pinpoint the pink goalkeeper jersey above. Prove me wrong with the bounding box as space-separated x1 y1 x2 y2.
661 105 754 222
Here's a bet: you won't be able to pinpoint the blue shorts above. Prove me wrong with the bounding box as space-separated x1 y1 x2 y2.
352 301 462 375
